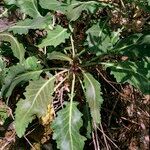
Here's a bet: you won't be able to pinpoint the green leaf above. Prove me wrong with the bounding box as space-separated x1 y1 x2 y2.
0 102 9 125
83 72 103 124
39 0 67 13
15 76 55 137
114 33 150 58
66 1 101 21
105 60 150 94
52 102 86 150
17 0 41 18
5 0 41 17
0 56 6 89
0 32 25 62
39 0 108 21
86 21 118 55
82 104 92 139
23 56 42 70
38 25 70 48
1 57 42 98
9 16 52 35
0 56 6 72
47 51 72 62
4 0 16 5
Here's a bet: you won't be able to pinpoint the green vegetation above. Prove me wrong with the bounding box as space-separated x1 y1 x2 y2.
0 0 149 149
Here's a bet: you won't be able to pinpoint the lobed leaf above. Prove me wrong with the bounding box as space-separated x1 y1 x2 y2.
17 0 41 18
0 32 25 62
39 0 108 21
39 0 67 13
86 22 120 55
104 60 150 94
66 1 100 21
52 102 86 150
83 72 103 124
38 25 70 48
9 15 52 35
15 76 55 137
1 57 42 98
5 0 42 18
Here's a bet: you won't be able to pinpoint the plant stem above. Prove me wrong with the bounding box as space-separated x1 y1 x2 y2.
81 62 113 67
70 73 76 104
43 67 69 71
70 35 75 58
54 75 68 92
69 73 76 149
76 49 86 57
0 8 8 18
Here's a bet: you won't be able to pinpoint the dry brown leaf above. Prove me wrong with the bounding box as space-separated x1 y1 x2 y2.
40 104 54 126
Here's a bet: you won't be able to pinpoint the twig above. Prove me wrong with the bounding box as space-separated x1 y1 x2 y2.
0 131 16 150
100 122 110 150
59 87 64 108
108 98 119 126
8 107 14 120
96 68 133 101
93 123 100 150
92 131 99 150
0 8 8 18
120 0 125 9
96 68 121 95
121 117 139 125
97 126 120 149
54 75 68 92
24 135 35 150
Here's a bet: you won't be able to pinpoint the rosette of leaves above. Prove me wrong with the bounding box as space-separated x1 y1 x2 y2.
1 0 150 150
4 48 104 150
